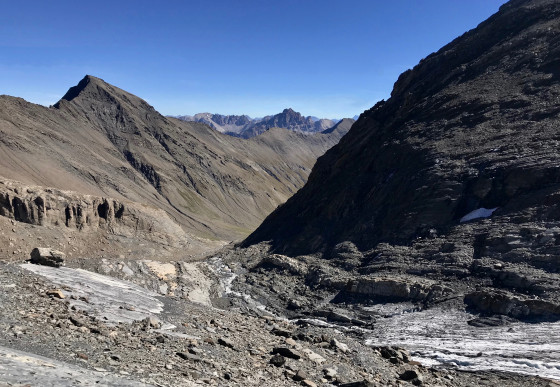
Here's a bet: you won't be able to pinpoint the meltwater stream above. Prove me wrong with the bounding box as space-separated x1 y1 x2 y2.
365 305 560 380
207 257 269 312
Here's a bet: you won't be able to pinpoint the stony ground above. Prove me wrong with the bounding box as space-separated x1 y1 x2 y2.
0 253 555 387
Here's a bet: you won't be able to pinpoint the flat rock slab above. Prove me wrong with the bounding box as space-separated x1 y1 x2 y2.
21 264 167 326
0 345 150 386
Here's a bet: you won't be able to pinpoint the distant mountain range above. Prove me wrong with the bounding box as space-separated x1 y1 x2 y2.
174 108 347 138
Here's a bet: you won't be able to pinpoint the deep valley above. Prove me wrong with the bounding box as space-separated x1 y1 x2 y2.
2 0 560 386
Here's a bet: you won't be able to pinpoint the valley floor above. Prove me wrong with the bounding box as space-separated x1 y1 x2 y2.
0 250 554 387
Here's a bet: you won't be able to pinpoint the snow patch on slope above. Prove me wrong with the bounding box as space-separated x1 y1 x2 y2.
460 207 498 223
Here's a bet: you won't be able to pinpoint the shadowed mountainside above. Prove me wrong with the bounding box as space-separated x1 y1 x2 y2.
244 0 560 255
220 0 560 333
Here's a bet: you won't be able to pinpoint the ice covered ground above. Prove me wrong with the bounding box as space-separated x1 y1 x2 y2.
0 346 150 386
364 305 560 380
21 264 170 327
208 257 269 311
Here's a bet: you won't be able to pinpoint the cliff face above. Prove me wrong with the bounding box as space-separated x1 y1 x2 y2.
0 179 186 247
229 0 560 324
244 0 560 254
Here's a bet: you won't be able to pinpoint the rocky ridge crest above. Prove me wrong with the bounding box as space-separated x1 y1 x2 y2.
177 109 344 138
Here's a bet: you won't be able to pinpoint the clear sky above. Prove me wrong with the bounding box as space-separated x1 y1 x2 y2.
1 0 507 119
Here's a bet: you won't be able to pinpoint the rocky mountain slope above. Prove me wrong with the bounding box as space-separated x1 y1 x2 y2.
239 109 337 138
2 0 559 384
236 0 560 341
321 118 355 135
0 178 208 261
244 0 560 255
177 109 341 138
0 76 350 254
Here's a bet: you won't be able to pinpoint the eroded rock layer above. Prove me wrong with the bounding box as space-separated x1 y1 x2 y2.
0 178 190 250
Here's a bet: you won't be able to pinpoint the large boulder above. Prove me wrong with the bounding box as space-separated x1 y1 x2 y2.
30 248 65 268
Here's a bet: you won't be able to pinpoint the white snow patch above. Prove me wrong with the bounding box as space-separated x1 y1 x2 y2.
460 207 498 223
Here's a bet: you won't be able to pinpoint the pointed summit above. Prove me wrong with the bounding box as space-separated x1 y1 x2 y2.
58 75 93 103
0 73 348 245
53 75 156 116
54 75 106 106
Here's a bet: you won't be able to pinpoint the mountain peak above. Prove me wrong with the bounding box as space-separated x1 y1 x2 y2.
177 109 344 138
54 75 112 108
53 75 156 115
280 108 302 118
57 75 92 104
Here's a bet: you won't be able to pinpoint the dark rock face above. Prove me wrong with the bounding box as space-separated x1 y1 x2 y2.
465 290 560 320
236 0 560 322
269 353 285 367
244 0 560 255
272 346 302 359
343 276 452 303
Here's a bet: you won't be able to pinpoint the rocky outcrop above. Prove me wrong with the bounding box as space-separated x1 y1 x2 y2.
465 290 560 320
260 254 308 275
343 276 452 303
0 181 123 230
228 0 560 325
0 178 186 247
243 0 560 255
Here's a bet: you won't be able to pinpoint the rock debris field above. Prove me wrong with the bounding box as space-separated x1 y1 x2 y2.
0 254 553 387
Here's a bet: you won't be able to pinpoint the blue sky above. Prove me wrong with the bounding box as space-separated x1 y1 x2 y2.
1 1 507 118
